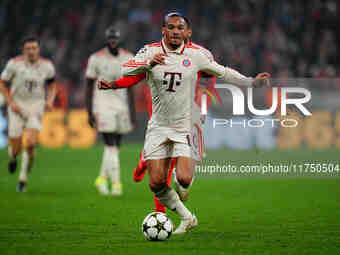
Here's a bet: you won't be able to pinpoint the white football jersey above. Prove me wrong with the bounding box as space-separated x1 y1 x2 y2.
1 56 55 110
122 39 253 132
86 48 133 113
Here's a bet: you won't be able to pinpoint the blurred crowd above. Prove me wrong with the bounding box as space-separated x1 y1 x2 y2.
1 0 339 108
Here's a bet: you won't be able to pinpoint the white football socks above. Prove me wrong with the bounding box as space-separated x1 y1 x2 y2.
19 151 29 182
105 146 120 184
155 187 192 220
99 146 110 178
112 147 120 184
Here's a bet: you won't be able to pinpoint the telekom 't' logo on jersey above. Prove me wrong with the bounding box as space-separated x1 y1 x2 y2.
163 72 182 92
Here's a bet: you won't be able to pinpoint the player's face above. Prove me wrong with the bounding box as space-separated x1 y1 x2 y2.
23 41 40 62
163 17 188 48
107 38 118 49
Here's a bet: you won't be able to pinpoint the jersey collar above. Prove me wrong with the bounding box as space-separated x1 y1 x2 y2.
161 39 185 55
24 57 41 67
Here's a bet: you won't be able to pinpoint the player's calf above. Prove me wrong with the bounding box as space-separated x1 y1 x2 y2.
18 129 38 187
25 144 36 173
148 159 194 225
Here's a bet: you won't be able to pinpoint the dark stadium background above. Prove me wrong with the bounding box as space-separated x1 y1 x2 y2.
1 0 339 107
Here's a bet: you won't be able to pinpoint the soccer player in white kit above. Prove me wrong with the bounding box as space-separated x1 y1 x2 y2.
0 36 57 192
85 25 136 196
99 13 270 234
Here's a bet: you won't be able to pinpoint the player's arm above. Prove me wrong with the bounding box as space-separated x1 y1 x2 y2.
45 62 57 111
199 48 223 104
197 53 270 87
0 80 10 104
0 80 21 115
121 45 164 76
46 78 57 111
85 55 98 128
127 87 137 129
97 73 146 90
85 78 96 128
0 60 22 115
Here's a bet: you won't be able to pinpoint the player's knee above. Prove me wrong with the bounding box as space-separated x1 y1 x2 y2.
176 174 192 188
149 180 167 193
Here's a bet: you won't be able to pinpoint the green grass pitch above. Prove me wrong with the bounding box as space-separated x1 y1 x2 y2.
0 145 340 255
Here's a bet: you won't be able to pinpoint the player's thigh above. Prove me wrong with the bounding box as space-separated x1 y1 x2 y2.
8 136 22 153
175 156 196 184
147 158 172 188
8 109 25 139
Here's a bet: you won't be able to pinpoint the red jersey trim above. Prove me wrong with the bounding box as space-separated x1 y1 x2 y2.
39 57 50 62
180 44 186 54
12 56 24 62
147 42 161 47
160 40 167 54
123 59 148 67
95 49 106 56
186 44 200 50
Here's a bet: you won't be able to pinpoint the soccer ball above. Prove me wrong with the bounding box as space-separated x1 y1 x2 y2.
142 212 173 241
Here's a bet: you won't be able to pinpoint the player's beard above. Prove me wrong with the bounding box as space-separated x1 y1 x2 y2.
169 42 181 50
107 44 119 56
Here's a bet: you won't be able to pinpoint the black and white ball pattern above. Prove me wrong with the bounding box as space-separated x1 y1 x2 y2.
142 212 173 241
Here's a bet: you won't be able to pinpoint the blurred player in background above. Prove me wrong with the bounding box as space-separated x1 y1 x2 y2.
85 25 136 196
0 36 56 192
99 12 270 234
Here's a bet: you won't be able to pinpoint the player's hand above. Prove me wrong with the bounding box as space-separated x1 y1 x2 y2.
150 53 167 67
97 79 116 90
253 72 271 88
45 101 54 111
88 113 96 128
9 101 22 115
